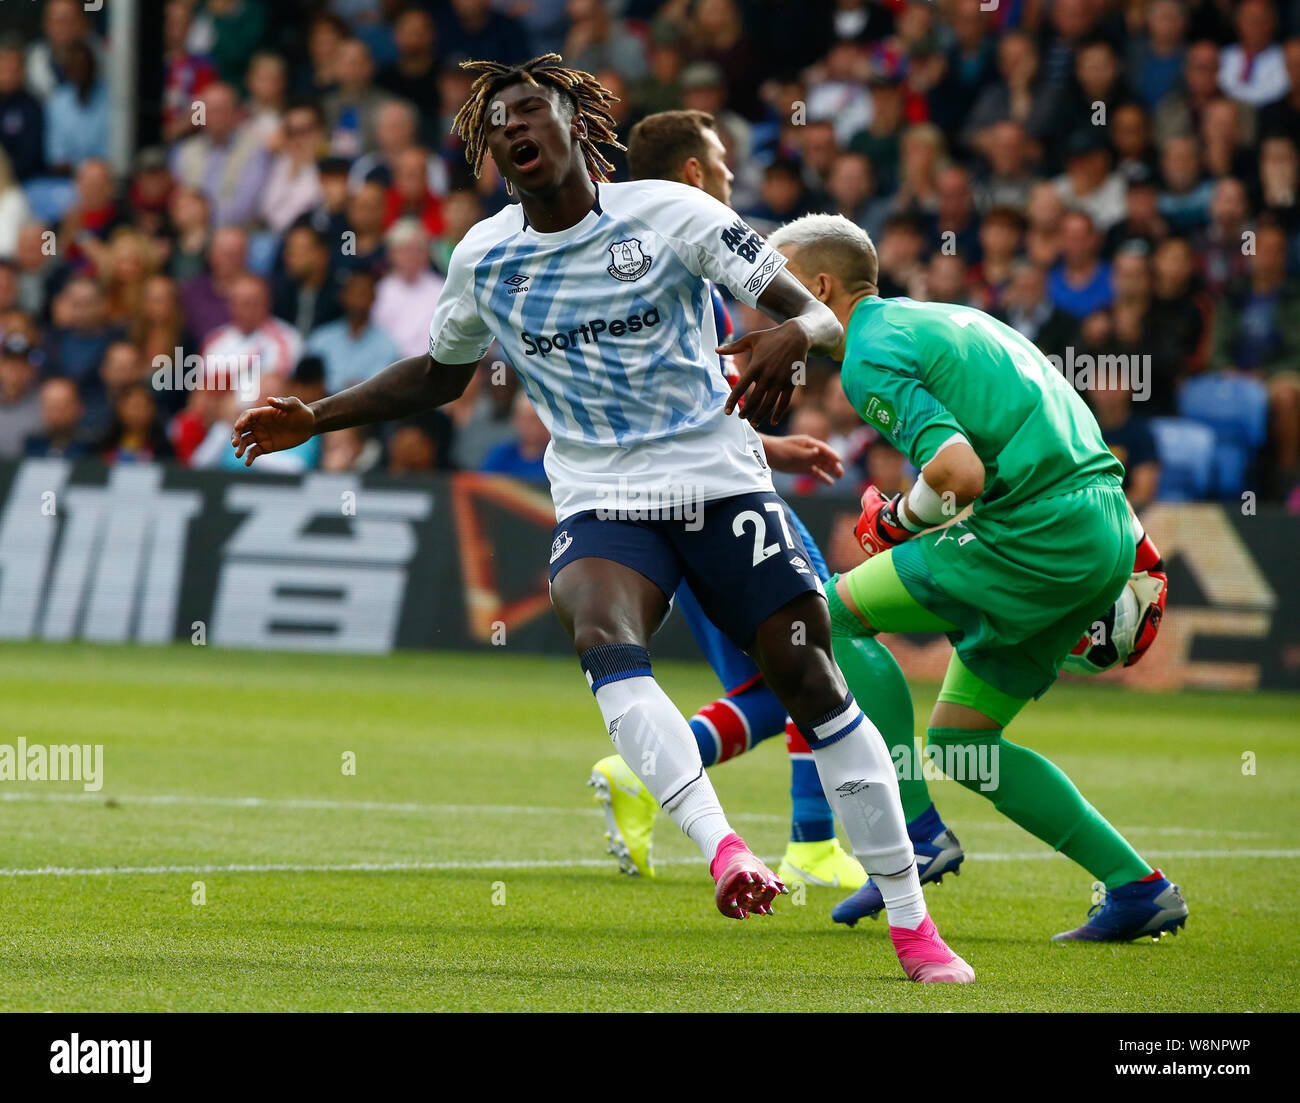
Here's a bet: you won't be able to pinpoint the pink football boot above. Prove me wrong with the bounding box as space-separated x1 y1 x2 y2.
889 915 976 983
710 833 787 919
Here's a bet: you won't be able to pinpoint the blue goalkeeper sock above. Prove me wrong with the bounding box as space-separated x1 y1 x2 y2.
785 720 835 842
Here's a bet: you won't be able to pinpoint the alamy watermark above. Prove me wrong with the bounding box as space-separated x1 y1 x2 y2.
0 738 103 791
1047 347 1151 402
596 477 705 531
894 740 1000 793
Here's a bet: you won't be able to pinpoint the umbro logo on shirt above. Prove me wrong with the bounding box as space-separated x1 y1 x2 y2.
505 273 530 294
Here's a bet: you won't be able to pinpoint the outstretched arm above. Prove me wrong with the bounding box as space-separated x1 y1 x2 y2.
720 269 842 427
231 354 478 467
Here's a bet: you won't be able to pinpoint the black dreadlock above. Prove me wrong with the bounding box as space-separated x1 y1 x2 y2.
451 53 624 190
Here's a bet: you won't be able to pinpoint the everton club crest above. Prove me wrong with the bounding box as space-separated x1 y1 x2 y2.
607 238 652 281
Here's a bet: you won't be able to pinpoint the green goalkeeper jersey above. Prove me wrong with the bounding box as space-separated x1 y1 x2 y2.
840 296 1123 517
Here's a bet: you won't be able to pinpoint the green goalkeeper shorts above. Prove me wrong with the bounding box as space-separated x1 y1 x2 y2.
880 480 1134 700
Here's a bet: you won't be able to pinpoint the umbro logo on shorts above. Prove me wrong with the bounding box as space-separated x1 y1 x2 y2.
550 531 573 563
790 555 810 575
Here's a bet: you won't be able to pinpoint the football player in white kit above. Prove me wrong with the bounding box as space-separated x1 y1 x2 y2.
232 54 973 982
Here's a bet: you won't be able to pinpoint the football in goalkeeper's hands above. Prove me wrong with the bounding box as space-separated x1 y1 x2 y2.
1062 577 1148 675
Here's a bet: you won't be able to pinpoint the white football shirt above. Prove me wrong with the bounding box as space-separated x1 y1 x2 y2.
428 179 788 520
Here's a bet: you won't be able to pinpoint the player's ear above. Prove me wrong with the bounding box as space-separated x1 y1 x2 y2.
571 112 588 141
815 273 835 304
681 157 703 189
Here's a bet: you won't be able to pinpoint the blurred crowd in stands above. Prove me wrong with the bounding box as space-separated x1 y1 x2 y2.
0 0 1298 512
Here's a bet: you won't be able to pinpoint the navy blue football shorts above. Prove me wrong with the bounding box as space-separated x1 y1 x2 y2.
547 490 824 649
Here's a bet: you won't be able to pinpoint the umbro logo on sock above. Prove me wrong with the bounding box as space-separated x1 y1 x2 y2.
608 714 623 741
836 779 870 796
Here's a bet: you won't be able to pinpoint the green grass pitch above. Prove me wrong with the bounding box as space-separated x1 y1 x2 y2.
0 641 1294 1012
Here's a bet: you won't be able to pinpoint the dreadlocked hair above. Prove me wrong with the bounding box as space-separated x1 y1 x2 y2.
451 53 625 191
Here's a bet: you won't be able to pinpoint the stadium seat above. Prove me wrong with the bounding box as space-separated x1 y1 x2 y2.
1176 373 1269 498
1149 417 1216 501
22 177 77 224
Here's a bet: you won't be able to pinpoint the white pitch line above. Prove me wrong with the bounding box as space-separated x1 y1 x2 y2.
0 848 1296 879
0 792 1272 838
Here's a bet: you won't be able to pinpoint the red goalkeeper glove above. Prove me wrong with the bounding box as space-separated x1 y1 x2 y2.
854 486 912 559
1125 527 1167 668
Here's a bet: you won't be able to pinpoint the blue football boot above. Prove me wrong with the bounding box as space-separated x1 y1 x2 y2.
832 804 964 927
1052 871 1188 941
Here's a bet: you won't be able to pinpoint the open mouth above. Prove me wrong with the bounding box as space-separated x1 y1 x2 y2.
509 139 541 171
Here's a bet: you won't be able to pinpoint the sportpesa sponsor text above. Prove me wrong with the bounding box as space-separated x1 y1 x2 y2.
520 307 662 356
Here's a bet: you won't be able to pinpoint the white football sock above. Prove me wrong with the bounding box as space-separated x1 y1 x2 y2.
805 695 926 929
594 675 733 863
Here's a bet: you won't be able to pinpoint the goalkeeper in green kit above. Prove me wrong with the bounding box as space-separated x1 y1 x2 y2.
766 214 1188 942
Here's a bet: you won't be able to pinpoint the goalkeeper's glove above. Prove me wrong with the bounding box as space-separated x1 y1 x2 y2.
854 485 912 559
1125 525 1167 668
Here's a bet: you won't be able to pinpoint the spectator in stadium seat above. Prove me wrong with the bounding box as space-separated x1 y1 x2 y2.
297 13 348 101
244 51 290 148
129 276 192 412
272 225 340 338
24 375 92 459
1157 133 1214 232
1126 0 1189 111
337 180 389 277
12 224 58 321
974 119 1035 214
1039 0 1107 86
59 159 127 265
479 391 550 483
563 0 649 86
1055 129 1128 235
25 0 102 101
44 277 123 420
1218 0 1289 108
166 187 212 284
323 37 393 159
1048 210 1114 320
932 165 982 262
927 3 997 136
744 158 822 231
433 189 483 275
1200 98 1255 185
97 381 174 465
1149 235 1213 401
999 259 1079 362
1154 40 1221 144
305 270 399 394
180 226 248 342
974 206 1025 312
320 424 382 474
964 30 1057 154
373 219 444 358
1210 222 1300 487
924 253 975 308
680 62 753 172
1259 38 1300 139
0 149 32 260
1025 180 1067 269
349 99 419 190
1197 176 1254 296
873 213 927 299
848 75 903 198
376 7 441 143
161 0 217 144
98 228 159 329
201 273 302 383
1092 379 1161 513
98 341 153 418
1110 102 1158 185
169 83 269 228
387 412 455 475
1044 40 1129 159
1104 179 1171 258
384 146 446 236
436 0 531 67
187 0 268 89
1256 135 1300 231
128 148 178 241
825 152 887 236
258 100 326 235
0 332 43 459
804 41 874 147
0 40 44 182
